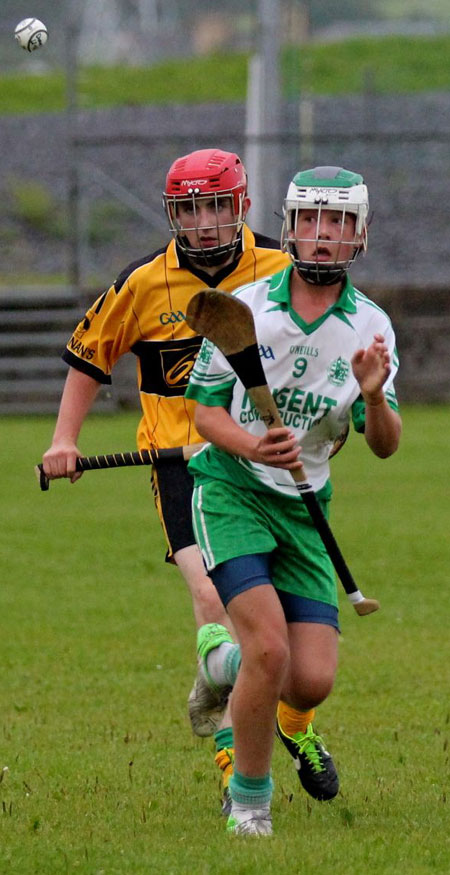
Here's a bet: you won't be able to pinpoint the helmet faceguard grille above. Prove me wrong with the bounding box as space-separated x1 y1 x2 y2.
163 149 248 267
163 189 245 267
281 170 369 285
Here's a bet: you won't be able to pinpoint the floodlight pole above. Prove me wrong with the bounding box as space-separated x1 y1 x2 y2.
65 0 81 296
246 0 282 238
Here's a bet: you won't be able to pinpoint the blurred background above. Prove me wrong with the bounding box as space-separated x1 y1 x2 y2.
1 0 449 412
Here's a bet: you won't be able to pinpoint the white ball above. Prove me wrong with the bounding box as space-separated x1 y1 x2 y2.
14 18 48 52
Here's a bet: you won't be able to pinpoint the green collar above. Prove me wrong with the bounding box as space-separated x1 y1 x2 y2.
268 265 357 312
267 266 358 334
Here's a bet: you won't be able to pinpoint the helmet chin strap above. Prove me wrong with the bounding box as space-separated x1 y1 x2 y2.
295 262 347 286
190 250 233 268
291 241 363 286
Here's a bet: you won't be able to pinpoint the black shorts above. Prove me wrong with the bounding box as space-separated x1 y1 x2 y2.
151 457 196 562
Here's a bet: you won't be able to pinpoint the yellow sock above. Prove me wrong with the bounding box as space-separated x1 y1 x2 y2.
277 701 315 737
215 747 234 790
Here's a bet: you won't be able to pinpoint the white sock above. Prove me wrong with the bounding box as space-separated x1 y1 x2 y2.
203 642 234 686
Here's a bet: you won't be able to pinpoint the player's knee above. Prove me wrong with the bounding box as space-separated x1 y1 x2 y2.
244 629 290 687
291 668 336 708
189 578 227 625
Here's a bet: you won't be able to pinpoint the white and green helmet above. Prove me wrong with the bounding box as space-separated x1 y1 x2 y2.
281 166 369 285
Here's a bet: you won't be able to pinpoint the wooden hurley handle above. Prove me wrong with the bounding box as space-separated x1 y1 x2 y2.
247 384 308 486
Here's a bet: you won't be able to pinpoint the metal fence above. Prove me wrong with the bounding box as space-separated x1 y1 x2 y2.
2 94 450 292
2 92 450 412
2 1 450 409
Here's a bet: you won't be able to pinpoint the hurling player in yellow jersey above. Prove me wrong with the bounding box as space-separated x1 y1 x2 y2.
42 148 291 813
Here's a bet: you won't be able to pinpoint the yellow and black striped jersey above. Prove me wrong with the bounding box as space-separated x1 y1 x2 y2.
63 225 290 450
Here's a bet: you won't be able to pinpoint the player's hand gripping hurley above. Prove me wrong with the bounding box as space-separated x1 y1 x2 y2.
35 444 203 491
186 289 379 617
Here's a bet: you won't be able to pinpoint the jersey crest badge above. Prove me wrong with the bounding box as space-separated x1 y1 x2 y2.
327 356 350 387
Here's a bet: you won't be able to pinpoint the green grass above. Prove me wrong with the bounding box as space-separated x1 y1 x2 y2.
1 405 449 873
2 35 450 114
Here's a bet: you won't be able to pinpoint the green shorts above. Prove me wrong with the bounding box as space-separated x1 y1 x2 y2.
192 479 337 608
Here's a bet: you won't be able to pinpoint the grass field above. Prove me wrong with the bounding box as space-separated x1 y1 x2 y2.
2 35 450 114
1 406 449 873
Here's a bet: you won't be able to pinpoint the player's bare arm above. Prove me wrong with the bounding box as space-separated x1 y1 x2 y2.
351 334 402 458
42 368 101 482
351 333 391 400
194 403 303 470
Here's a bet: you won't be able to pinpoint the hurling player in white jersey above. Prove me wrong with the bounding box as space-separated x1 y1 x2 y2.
185 166 402 836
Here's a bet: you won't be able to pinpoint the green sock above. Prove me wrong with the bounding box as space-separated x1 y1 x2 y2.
229 770 273 806
214 726 234 752
223 645 241 685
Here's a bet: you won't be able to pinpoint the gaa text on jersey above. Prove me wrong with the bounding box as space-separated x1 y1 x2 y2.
159 310 186 325
259 344 275 360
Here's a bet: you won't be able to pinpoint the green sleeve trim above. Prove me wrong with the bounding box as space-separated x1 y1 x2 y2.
352 393 400 433
352 396 366 432
185 379 235 407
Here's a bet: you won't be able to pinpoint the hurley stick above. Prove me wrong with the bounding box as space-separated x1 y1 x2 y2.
35 443 204 492
186 289 379 616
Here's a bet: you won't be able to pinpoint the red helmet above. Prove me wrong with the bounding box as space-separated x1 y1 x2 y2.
163 148 248 266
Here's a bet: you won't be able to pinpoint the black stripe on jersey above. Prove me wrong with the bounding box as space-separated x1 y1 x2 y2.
252 232 282 250
132 336 202 397
175 235 281 285
113 234 281 293
94 291 108 314
173 243 243 286
62 348 112 384
114 245 167 293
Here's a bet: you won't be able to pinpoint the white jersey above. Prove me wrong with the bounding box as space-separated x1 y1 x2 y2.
186 266 399 497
